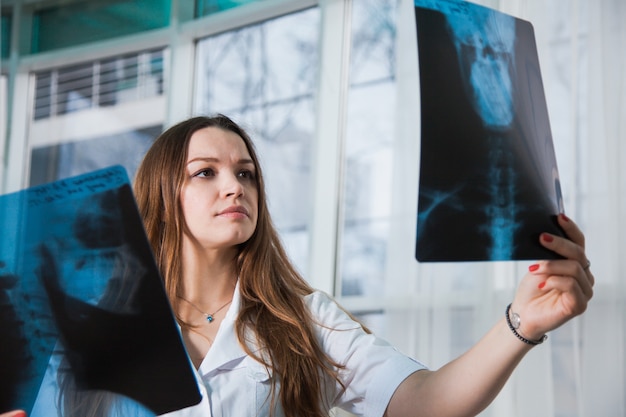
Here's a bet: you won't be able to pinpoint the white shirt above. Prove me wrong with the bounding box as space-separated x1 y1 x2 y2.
164 284 426 417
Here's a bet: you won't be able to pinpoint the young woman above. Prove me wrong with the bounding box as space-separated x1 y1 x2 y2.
3 114 593 417
132 114 594 417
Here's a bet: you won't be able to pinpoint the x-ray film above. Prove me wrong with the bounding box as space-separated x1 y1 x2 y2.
0 165 201 415
414 0 565 262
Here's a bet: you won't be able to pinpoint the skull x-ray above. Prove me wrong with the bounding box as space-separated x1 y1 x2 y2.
0 166 201 415
414 0 564 262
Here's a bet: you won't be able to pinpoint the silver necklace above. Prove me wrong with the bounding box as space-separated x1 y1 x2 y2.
179 296 232 323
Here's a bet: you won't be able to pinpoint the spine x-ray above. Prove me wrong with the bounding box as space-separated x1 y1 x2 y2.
414 0 565 262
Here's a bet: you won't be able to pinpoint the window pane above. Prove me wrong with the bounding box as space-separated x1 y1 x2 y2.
29 126 161 186
194 7 321 275
1 12 10 59
34 49 166 120
28 47 168 186
340 0 398 296
32 0 170 53
195 0 262 17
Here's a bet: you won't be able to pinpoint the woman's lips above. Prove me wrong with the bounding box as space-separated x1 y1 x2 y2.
218 206 249 218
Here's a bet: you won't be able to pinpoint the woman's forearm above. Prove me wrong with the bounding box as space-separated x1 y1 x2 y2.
386 317 533 417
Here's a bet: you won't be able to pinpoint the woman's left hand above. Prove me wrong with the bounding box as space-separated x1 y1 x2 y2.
0 411 26 417
511 213 594 341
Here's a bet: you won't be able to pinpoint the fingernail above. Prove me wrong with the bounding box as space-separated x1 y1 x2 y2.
560 213 570 222
528 264 540 272
542 233 554 243
538 281 546 289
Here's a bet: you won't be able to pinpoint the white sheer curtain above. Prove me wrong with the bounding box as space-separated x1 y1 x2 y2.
502 1 625 415
383 0 626 416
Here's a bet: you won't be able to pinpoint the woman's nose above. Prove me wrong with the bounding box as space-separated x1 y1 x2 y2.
222 173 244 197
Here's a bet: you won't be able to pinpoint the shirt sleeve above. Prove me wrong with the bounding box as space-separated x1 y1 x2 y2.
305 291 427 417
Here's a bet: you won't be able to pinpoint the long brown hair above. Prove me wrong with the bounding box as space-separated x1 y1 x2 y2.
134 115 345 417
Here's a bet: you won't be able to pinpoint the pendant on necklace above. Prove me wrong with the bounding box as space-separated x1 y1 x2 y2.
178 295 233 325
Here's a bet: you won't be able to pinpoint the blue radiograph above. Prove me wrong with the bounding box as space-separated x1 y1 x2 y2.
0 167 130 412
1 166 201 415
414 0 563 261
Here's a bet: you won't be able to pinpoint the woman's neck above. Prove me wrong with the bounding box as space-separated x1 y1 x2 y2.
180 242 239 305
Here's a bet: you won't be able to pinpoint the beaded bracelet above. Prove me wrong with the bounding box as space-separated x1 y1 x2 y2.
505 303 548 346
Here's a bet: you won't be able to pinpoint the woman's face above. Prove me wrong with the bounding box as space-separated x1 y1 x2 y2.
180 126 259 253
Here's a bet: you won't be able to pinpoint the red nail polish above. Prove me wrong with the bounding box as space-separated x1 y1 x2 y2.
538 281 546 289
529 264 540 272
542 233 554 243
560 213 570 222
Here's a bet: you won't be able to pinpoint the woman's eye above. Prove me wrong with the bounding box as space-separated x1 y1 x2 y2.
238 170 255 180
194 168 215 178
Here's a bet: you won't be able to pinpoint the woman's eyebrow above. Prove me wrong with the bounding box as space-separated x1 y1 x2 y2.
187 156 218 164
187 156 254 165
